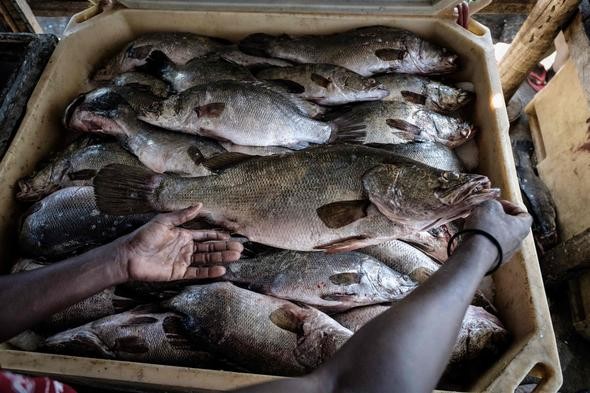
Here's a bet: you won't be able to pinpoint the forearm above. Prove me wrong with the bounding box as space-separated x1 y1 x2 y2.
0 240 128 342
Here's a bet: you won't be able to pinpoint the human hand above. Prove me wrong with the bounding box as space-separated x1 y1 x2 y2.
463 199 533 263
117 204 243 282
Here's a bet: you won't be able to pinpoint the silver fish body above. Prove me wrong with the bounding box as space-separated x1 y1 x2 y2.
359 240 440 283
256 63 389 105
17 139 142 202
334 304 508 364
94 32 232 80
133 80 335 149
41 306 213 367
19 186 154 259
94 145 498 252
371 141 464 172
240 26 458 77
166 282 352 375
66 88 227 177
376 74 473 113
338 101 475 148
224 251 416 312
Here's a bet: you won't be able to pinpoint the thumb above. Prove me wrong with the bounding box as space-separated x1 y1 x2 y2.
156 204 203 227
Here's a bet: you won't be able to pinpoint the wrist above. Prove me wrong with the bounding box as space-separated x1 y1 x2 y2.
101 235 131 284
462 234 500 271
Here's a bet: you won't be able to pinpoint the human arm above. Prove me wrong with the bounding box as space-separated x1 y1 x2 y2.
234 200 532 393
0 204 242 342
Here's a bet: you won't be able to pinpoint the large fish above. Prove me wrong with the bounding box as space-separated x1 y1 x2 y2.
224 251 416 312
376 74 473 113
66 88 229 177
334 101 475 148
359 240 440 283
10 259 138 333
93 145 498 252
372 141 464 172
19 186 154 259
256 63 389 105
113 80 359 149
334 305 509 364
239 26 458 77
41 305 214 367
165 282 352 375
17 138 142 202
140 51 255 92
93 32 232 80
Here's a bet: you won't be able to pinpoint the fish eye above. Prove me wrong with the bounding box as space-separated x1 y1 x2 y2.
440 172 460 182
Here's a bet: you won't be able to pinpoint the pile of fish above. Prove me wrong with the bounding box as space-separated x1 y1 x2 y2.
11 27 507 385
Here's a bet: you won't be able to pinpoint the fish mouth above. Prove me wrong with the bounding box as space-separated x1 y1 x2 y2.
15 179 50 202
63 93 87 130
458 90 475 105
438 175 499 207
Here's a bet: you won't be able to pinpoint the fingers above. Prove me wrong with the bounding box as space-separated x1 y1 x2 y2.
182 266 227 280
192 241 243 264
191 229 230 241
499 199 528 216
155 204 203 227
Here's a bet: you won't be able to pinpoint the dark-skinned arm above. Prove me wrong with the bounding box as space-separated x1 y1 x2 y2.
0 205 243 342
234 200 532 393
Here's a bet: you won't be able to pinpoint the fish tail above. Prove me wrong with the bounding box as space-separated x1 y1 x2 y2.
329 111 367 144
93 164 164 215
137 50 176 80
238 33 275 56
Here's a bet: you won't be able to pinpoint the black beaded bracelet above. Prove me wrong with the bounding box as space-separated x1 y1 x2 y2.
447 229 504 276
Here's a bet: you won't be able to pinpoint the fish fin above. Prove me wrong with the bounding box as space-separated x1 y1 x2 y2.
411 267 435 284
112 296 140 313
238 33 275 56
375 48 406 61
195 103 225 118
42 330 115 358
315 236 370 253
386 118 423 136
266 79 306 94
330 112 367 143
67 169 98 181
120 316 159 327
187 145 205 166
401 91 427 106
126 44 154 60
316 200 370 229
136 50 175 79
329 272 363 285
94 163 163 215
310 73 332 88
162 315 195 350
202 152 253 171
269 304 305 333
113 336 150 354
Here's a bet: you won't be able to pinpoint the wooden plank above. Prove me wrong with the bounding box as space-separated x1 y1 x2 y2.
0 0 43 32
481 0 536 14
565 12 590 106
498 0 581 101
525 60 590 241
28 0 88 17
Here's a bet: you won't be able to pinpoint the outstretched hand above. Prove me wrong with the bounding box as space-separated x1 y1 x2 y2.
464 199 533 262
117 204 243 282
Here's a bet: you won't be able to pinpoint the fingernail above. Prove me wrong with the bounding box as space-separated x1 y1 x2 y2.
215 266 226 276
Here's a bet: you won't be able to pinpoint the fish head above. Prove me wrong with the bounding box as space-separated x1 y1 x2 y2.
362 257 417 298
16 163 67 202
414 107 475 146
363 163 499 230
42 328 115 358
64 88 136 136
326 67 389 102
406 38 459 75
93 43 154 81
427 84 474 112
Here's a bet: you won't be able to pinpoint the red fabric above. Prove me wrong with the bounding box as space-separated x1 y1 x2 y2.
0 371 76 393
